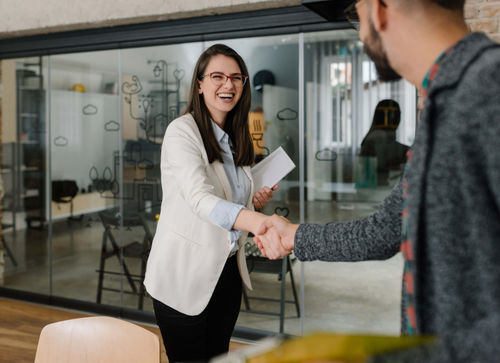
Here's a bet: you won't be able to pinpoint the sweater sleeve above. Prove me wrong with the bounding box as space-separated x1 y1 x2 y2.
294 180 403 262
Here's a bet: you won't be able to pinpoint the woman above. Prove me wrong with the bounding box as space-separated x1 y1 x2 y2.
144 44 277 362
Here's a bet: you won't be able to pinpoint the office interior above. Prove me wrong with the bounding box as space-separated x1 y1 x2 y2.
0 15 417 339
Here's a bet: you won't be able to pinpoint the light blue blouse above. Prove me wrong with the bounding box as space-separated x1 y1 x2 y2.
208 121 251 253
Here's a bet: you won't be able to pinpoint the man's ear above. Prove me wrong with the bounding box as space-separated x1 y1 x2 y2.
370 0 389 32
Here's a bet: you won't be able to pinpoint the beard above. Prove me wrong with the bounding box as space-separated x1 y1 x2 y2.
363 19 402 82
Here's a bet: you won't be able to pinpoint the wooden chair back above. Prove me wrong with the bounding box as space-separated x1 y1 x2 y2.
34 316 160 363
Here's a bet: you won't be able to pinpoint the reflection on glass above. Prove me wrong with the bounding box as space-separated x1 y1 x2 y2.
303 30 416 336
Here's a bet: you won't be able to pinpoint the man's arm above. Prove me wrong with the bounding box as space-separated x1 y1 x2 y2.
257 180 404 262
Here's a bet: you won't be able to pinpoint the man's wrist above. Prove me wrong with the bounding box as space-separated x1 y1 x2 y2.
283 223 299 251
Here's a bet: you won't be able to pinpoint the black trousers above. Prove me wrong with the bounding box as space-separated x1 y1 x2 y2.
152 255 242 363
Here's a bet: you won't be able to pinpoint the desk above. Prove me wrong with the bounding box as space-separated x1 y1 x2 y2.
51 192 116 220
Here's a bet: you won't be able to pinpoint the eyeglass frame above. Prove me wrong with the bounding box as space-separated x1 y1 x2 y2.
344 0 387 31
200 72 249 87
344 0 361 31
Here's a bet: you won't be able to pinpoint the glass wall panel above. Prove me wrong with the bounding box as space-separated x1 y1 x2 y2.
0 26 417 340
120 42 204 311
204 35 301 335
302 30 415 335
1 56 50 294
48 50 121 304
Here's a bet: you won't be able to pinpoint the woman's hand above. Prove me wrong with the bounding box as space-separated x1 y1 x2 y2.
252 185 278 209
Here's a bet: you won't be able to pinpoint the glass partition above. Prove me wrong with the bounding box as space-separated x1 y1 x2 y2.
0 28 416 338
48 50 121 304
1 56 50 295
205 35 301 335
302 30 415 335
119 42 203 311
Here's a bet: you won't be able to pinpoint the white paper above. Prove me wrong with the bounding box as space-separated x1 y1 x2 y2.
251 146 296 190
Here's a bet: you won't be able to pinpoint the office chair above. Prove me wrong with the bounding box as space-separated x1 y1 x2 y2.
242 239 300 333
96 210 153 310
34 316 160 363
52 180 81 221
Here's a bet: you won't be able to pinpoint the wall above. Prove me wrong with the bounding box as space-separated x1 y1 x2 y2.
465 0 500 42
0 0 300 39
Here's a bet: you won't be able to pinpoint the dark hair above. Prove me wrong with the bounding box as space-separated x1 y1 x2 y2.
402 0 465 12
372 99 400 129
430 0 465 12
184 44 254 166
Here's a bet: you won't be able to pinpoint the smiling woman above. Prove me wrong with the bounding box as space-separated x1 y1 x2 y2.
143 44 277 362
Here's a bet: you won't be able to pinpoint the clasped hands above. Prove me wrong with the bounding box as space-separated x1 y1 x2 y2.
253 214 299 260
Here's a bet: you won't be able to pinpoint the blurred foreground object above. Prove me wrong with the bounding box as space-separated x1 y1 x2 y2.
212 332 435 363
248 332 435 363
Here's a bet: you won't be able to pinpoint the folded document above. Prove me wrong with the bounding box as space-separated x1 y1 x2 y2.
251 147 296 190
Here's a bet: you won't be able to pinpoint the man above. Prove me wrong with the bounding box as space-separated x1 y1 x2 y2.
255 0 500 361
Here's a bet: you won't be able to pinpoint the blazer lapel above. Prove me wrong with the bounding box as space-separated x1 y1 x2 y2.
213 161 233 202
242 165 254 208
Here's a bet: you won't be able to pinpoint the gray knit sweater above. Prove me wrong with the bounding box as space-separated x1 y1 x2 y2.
294 32 500 362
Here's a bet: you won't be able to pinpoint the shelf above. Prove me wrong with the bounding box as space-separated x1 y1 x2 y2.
20 113 39 118
52 89 119 97
25 189 40 197
18 86 44 91
20 166 41 172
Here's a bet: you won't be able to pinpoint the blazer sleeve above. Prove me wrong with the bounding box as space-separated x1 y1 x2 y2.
162 120 224 223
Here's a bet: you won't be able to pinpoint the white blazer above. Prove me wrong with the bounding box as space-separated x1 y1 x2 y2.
144 113 254 316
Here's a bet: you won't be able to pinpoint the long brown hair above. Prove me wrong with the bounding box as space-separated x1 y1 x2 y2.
184 44 254 166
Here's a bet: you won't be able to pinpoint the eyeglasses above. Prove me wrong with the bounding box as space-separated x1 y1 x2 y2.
344 0 361 31
201 72 248 88
344 0 387 31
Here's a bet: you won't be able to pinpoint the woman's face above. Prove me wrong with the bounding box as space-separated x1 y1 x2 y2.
198 54 244 126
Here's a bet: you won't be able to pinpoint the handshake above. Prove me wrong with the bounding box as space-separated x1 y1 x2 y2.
253 214 300 260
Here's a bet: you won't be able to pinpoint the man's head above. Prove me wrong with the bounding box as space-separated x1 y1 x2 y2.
347 0 467 83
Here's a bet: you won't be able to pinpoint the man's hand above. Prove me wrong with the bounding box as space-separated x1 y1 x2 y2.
252 185 278 209
254 214 299 259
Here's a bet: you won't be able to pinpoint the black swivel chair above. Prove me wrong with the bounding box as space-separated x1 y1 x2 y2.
96 210 153 310
52 180 80 220
242 239 300 333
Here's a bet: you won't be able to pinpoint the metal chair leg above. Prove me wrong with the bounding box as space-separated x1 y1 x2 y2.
287 257 300 317
96 232 107 303
2 237 17 266
279 257 287 334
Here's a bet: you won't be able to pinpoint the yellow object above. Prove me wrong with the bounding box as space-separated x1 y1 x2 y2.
72 83 86 92
248 332 436 363
155 214 160 222
249 111 265 155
